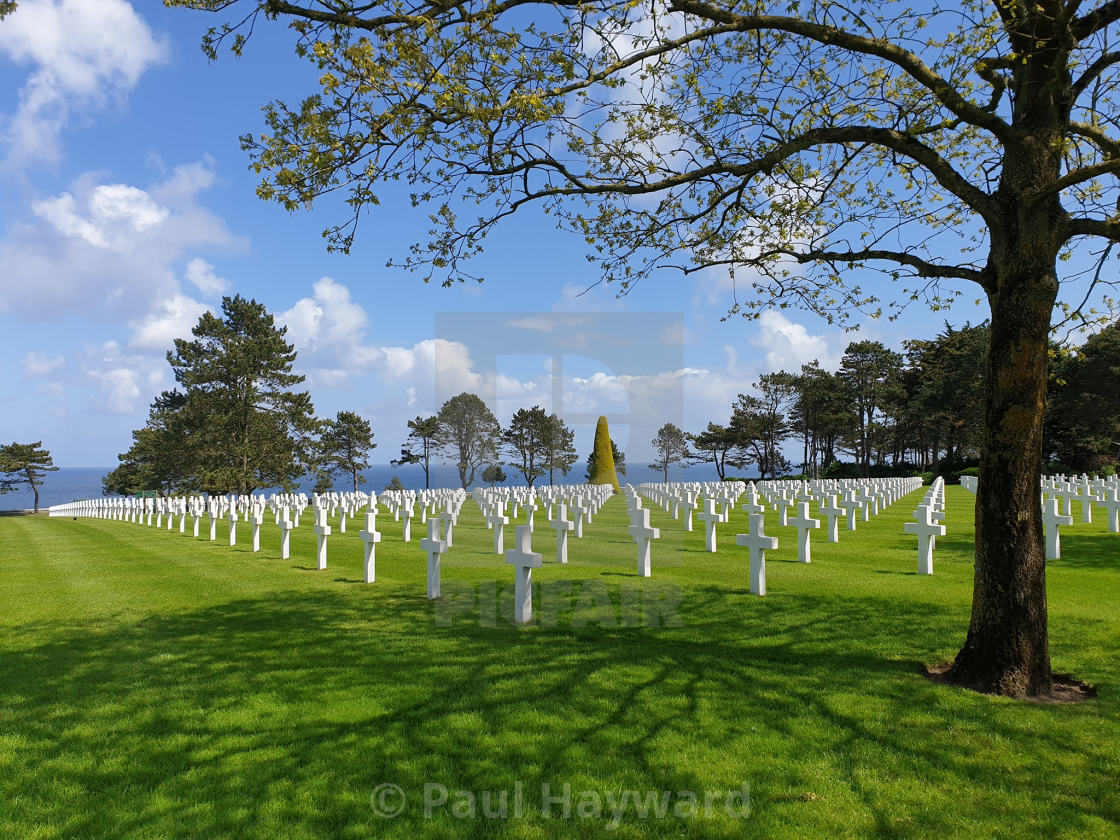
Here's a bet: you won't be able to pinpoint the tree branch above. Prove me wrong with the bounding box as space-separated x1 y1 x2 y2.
1071 50 1120 98
1063 216 1120 239
765 246 984 283
1027 158 1120 204
667 0 1016 142
1068 121 1120 157
1072 0 1120 39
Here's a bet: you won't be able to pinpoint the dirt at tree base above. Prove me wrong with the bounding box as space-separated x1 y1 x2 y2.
923 662 1097 704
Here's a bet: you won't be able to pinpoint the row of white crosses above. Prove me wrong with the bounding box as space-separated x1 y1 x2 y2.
961 471 1120 558
635 476 925 593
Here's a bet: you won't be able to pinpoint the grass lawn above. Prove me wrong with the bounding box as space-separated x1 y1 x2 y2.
1 485 1118 839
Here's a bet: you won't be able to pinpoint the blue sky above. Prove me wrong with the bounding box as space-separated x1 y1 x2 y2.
0 0 993 467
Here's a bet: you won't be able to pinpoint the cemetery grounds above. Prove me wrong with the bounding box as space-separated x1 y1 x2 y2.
0 484 1118 839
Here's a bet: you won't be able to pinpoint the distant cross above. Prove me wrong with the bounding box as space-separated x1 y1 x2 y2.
1041 495 1073 560
421 517 448 599
488 510 509 554
278 506 294 560
359 507 382 583
696 498 722 553
549 503 574 564
787 500 820 564
313 505 332 570
818 495 843 544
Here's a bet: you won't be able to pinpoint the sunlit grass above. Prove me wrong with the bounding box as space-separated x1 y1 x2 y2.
0 486 1117 839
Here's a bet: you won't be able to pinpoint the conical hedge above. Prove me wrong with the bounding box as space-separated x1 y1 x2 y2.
588 415 621 492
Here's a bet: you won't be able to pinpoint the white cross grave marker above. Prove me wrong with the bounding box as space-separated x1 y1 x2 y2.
737 514 778 596
505 525 543 624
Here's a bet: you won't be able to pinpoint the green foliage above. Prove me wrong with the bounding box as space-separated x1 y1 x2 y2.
437 393 500 489
688 422 750 481
317 410 376 492
481 464 507 487
1046 322 1120 471
733 372 798 480
502 406 550 487
0 441 58 512
383 475 405 492
110 296 316 495
839 341 905 477
392 415 441 489
541 413 578 486
586 416 620 491
648 422 691 482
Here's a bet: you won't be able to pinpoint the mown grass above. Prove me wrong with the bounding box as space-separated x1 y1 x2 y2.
0 486 1117 839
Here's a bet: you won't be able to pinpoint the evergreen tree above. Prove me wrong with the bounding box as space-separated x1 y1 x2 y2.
317 410 376 491
109 296 317 495
649 423 691 482
688 422 749 481
541 413 578 486
482 464 507 487
503 406 550 487
0 441 58 513
392 415 441 489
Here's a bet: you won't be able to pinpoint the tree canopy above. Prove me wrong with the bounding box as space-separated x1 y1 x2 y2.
107 295 318 496
316 410 376 491
0 441 58 513
437 392 501 488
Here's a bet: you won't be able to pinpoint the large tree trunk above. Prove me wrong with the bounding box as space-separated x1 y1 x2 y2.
945 255 1058 697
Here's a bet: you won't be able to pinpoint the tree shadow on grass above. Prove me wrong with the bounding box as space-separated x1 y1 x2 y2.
1 586 1117 840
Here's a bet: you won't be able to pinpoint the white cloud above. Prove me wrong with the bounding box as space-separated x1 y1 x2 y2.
128 293 210 353
750 309 840 372
0 161 243 330
184 258 228 296
33 184 170 250
20 351 64 379
0 0 168 165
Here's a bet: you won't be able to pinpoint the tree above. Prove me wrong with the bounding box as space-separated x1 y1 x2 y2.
649 423 691 482
481 464 507 487
384 475 405 493
0 441 58 513
790 362 852 477
733 373 798 479
503 406 550 487
688 422 749 480
1046 321 1120 470
167 0 1120 696
437 393 500 489
586 416 622 490
103 390 198 497
317 410 376 491
392 415 441 489
838 343 905 477
117 295 317 495
541 413 578 486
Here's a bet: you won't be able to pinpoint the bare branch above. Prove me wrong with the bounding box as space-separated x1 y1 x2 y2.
1072 0 1120 40
764 245 984 283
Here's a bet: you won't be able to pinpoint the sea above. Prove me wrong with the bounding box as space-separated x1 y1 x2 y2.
4 462 723 510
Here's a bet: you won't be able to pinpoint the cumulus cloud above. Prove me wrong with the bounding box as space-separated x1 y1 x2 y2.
184 258 228 296
128 293 211 353
0 0 168 166
750 309 841 372
0 160 243 329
